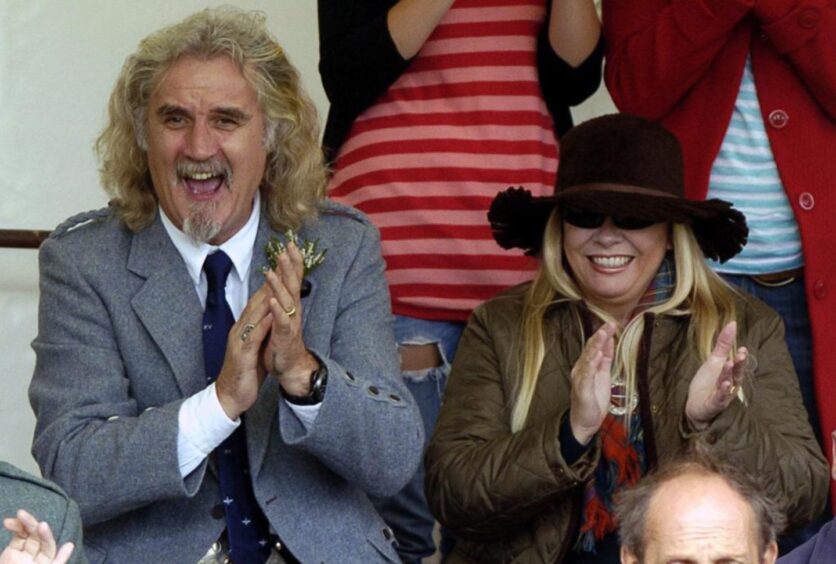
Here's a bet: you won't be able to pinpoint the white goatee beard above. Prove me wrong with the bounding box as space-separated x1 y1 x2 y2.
183 201 222 244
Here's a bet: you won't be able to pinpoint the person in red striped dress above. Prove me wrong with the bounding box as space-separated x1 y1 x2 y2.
318 1 602 560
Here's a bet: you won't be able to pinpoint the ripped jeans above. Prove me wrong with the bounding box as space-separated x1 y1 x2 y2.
370 315 465 563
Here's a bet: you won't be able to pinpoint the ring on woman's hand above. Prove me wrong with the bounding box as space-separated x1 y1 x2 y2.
240 323 256 341
283 305 297 318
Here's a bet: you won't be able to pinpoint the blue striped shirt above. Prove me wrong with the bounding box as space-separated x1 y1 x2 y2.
707 55 803 274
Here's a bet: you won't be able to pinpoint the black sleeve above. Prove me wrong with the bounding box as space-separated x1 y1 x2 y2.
537 10 604 136
318 0 412 159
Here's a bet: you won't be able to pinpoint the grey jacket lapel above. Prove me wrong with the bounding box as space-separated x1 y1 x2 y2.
128 214 206 397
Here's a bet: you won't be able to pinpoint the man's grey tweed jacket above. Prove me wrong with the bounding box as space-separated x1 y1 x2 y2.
29 201 423 563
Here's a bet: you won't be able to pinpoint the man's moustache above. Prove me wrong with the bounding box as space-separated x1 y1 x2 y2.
175 158 232 186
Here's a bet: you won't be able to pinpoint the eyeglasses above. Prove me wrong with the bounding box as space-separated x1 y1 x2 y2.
561 207 658 230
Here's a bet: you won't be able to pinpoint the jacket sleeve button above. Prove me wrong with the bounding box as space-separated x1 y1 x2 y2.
814 280 827 300
798 7 820 29
768 109 789 129
368 385 380 396
383 527 394 540
798 192 815 210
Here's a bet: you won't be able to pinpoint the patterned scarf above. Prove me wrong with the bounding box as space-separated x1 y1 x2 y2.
575 257 675 553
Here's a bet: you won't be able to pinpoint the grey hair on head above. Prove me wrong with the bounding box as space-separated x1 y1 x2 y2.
615 450 786 562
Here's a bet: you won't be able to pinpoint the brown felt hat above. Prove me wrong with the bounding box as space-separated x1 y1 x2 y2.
488 114 748 263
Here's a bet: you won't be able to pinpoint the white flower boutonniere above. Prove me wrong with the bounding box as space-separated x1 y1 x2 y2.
265 229 327 276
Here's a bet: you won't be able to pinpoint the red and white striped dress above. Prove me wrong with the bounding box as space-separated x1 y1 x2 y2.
328 0 557 322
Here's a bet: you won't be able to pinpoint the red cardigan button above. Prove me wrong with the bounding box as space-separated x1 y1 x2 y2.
814 280 827 300
768 109 789 129
798 192 815 211
798 8 820 30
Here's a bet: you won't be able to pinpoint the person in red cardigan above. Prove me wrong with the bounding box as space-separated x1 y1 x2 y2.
602 0 835 548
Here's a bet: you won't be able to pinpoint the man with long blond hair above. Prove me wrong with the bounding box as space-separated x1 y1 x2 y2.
28 8 422 563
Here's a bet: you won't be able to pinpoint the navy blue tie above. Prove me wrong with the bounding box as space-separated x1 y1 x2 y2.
202 251 272 563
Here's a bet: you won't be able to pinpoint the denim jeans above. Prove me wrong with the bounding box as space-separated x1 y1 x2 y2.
370 315 465 563
721 274 828 551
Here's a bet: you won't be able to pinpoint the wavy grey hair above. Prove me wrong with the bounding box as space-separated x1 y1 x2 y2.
95 7 326 232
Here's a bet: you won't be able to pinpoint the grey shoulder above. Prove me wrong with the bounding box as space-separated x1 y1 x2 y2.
49 207 116 240
317 199 372 226
0 462 70 502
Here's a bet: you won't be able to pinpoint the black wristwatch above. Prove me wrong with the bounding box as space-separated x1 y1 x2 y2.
283 364 328 406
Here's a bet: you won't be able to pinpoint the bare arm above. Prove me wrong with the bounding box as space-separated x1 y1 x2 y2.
548 0 601 68
387 0 455 59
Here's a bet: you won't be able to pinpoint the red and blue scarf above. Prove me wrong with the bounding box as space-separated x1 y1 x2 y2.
575 257 674 553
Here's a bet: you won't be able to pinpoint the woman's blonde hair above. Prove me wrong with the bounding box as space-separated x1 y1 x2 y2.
95 7 327 232
509 210 738 431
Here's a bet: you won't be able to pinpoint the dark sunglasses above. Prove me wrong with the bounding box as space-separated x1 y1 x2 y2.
561 207 658 230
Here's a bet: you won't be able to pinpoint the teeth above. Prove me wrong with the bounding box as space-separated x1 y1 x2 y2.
187 172 219 181
592 256 631 268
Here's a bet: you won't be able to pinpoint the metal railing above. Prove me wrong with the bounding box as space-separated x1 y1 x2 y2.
0 230 50 249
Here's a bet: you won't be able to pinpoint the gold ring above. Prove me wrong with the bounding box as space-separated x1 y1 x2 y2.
728 384 740 398
240 323 256 341
284 306 297 318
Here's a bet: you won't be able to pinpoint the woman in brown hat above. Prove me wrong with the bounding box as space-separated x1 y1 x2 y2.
424 114 828 563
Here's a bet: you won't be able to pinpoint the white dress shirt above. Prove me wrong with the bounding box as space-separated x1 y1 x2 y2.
160 194 320 477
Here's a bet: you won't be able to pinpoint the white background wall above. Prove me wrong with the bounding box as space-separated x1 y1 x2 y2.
0 1 614 475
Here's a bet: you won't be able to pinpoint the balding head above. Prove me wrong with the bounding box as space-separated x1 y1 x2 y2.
617 457 783 564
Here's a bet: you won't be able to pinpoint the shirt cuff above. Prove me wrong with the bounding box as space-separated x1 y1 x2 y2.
177 383 240 477
283 400 321 431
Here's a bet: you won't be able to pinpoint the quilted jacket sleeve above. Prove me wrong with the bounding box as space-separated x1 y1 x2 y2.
694 301 829 528
425 303 599 540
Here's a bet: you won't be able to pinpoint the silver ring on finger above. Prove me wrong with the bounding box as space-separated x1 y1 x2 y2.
240 323 256 342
